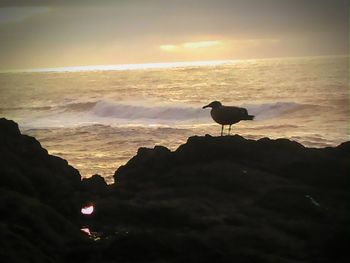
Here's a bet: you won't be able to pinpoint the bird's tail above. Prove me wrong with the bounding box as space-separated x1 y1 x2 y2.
246 115 254 120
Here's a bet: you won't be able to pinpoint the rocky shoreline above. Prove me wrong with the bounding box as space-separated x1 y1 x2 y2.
1 118 349 263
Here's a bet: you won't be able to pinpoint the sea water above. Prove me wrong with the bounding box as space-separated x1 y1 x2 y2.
0 56 348 183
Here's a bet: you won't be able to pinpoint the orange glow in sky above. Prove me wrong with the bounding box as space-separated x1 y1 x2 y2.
160 40 222 52
182 40 222 49
0 1 346 70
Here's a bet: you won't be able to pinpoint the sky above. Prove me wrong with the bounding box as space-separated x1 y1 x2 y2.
0 0 348 70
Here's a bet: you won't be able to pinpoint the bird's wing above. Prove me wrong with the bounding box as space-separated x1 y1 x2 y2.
241 108 249 115
225 106 248 119
212 106 244 124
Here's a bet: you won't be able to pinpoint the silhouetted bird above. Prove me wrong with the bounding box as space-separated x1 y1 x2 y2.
203 101 254 136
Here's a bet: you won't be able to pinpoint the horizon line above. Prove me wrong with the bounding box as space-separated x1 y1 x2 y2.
1 54 347 74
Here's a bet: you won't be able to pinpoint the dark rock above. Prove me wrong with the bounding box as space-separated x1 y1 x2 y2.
0 118 87 263
107 134 350 263
1 117 349 263
0 117 21 136
0 118 81 218
0 189 86 263
81 174 108 195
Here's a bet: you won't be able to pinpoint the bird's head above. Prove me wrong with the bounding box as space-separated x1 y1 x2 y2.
202 101 222 109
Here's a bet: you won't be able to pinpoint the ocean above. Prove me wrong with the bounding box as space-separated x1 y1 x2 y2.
0 56 348 183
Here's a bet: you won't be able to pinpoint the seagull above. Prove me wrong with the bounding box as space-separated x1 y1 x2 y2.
203 101 254 136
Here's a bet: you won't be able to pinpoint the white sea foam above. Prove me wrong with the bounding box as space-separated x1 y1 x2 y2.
244 102 311 120
90 101 208 121
18 99 312 128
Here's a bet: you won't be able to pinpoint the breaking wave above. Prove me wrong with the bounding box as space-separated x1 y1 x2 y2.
90 101 209 121
19 100 317 128
65 100 314 121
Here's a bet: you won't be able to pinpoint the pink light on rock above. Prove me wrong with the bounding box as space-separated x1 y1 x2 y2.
81 227 91 236
81 205 94 215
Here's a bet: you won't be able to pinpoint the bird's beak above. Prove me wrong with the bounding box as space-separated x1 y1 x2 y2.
202 104 210 109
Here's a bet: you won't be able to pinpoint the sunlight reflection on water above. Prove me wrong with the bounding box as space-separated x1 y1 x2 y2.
4 56 347 182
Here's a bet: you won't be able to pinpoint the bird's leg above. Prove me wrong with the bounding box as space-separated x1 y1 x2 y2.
221 125 224 136
228 125 232 135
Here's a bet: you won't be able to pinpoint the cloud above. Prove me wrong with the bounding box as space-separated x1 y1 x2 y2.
160 45 178 52
0 0 103 7
0 7 50 24
183 41 222 49
160 41 223 52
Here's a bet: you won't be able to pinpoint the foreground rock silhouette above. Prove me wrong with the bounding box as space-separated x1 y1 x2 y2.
1 118 349 263
0 118 92 262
